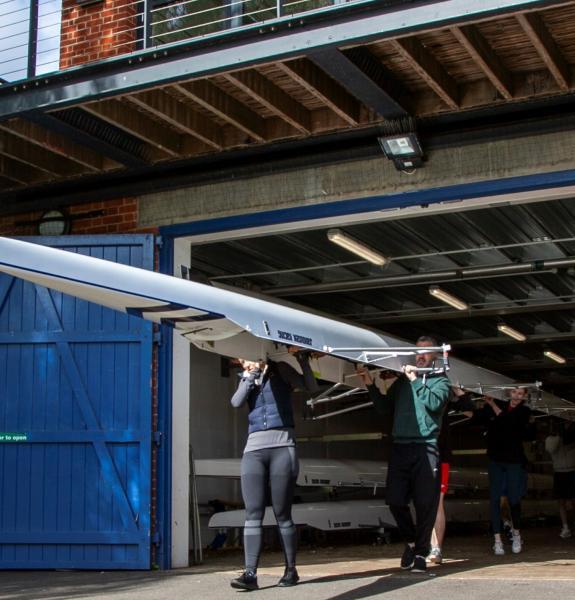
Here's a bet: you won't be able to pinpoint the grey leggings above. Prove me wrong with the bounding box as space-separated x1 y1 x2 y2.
240 446 299 571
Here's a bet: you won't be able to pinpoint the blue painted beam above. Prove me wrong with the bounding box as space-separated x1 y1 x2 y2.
159 168 575 238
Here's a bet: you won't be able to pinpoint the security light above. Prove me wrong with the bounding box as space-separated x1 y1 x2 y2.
378 133 424 171
428 286 468 311
327 229 388 266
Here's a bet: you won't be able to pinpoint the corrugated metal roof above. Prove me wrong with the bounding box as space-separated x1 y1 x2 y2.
189 197 575 398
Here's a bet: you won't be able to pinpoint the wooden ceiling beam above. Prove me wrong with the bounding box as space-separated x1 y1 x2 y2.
0 176 15 190
126 90 224 150
451 25 514 100
83 99 184 158
0 133 84 177
516 12 570 91
224 70 311 134
276 59 361 126
0 120 106 171
390 37 459 109
174 80 267 142
0 155 50 185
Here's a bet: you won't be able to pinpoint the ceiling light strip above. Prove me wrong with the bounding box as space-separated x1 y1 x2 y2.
428 285 468 310
497 324 527 342
327 229 388 266
543 350 566 364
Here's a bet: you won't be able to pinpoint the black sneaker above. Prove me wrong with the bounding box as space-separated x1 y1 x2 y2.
231 570 259 591
278 567 299 587
400 545 415 570
411 555 427 573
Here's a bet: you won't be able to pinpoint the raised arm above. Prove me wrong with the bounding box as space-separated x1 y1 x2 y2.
409 375 451 413
275 352 319 394
230 365 262 408
356 365 393 417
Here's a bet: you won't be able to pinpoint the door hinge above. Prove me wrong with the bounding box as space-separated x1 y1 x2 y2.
153 329 162 345
155 236 163 248
153 431 162 446
152 531 161 546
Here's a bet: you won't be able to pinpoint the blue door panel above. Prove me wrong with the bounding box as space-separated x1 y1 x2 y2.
0 235 154 569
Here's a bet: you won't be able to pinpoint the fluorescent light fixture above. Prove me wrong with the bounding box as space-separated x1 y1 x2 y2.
497 324 527 342
543 350 566 364
428 286 469 311
327 229 388 266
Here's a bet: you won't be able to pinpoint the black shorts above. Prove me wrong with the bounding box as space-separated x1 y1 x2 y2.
553 471 575 500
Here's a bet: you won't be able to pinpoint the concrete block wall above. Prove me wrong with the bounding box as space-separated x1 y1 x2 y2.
138 129 575 228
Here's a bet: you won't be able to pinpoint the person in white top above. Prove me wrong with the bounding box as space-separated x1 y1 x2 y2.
545 421 575 538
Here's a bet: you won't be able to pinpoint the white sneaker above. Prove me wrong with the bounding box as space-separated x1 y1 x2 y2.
426 547 443 564
493 540 505 556
560 527 572 539
511 533 522 554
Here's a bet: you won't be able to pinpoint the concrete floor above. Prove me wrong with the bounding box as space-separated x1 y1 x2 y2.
1 528 574 600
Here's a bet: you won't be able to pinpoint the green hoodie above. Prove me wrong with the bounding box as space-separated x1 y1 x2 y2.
367 374 451 443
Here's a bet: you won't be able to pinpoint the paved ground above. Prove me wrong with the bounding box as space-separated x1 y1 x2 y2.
1 528 575 600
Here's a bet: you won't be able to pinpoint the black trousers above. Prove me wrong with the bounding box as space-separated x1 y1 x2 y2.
386 442 441 557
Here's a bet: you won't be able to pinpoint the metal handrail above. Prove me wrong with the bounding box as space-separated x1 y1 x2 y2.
0 0 379 82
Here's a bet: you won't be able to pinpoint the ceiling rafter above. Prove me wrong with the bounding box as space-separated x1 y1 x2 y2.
83 99 185 158
265 257 575 297
223 70 311 134
516 12 571 91
0 132 85 177
0 176 14 190
277 58 361 126
0 120 106 172
390 37 459 109
357 299 575 324
450 331 575 348
0 155 50 185
485 359 572 371
174 80 267 142
125 90 223 150
451 25 514 100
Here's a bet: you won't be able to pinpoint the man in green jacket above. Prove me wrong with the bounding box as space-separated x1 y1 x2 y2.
356 336 451 573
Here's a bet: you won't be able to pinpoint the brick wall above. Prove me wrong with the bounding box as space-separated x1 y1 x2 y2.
0 198 157 236
60 0 138 69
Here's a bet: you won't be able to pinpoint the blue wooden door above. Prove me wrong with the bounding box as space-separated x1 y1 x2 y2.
0 235 154 569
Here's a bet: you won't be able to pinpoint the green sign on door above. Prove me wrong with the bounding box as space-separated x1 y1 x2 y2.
0 433 28 442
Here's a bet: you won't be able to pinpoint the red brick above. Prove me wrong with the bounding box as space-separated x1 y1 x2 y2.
60 0 137 68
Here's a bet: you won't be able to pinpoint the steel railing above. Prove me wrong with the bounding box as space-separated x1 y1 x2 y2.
0 0 374 83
